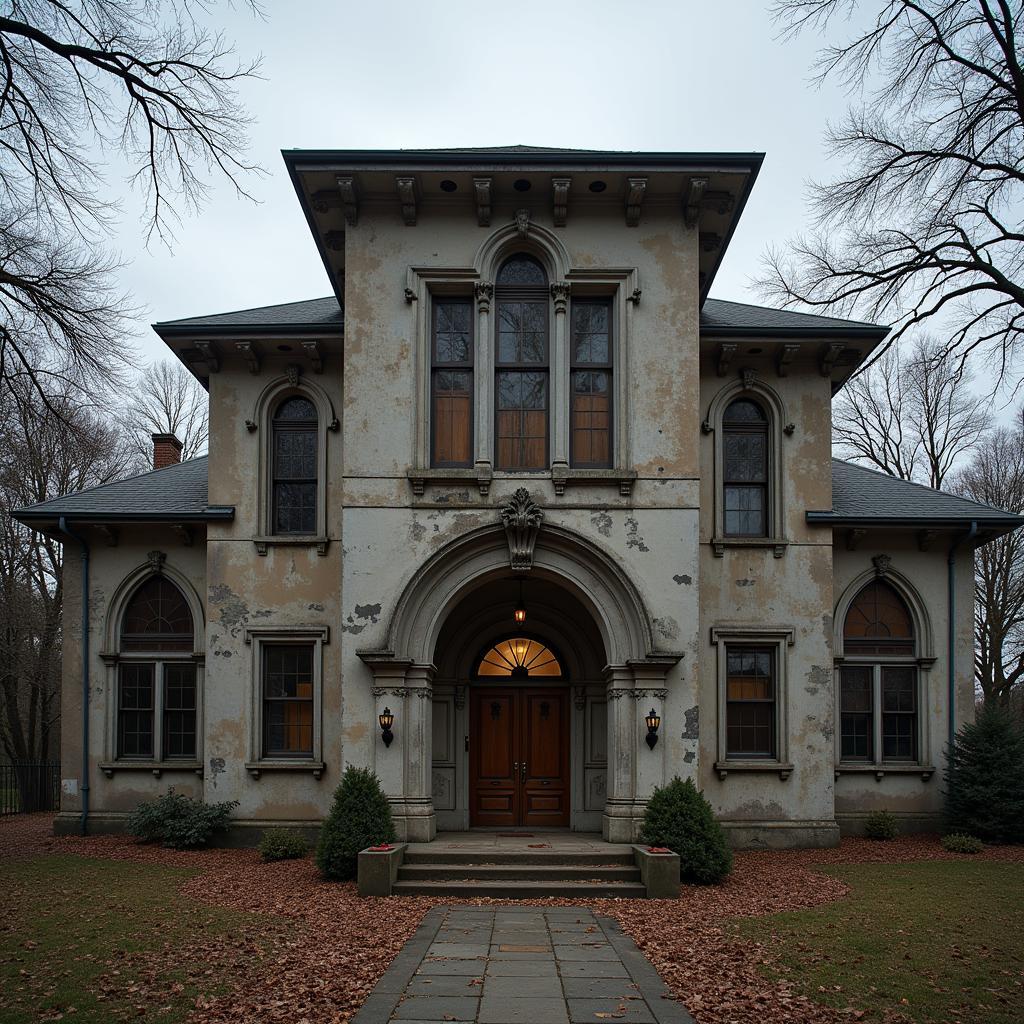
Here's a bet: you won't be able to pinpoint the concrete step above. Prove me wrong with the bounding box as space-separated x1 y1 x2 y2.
390 878 648 899
403 849 635 866
397 862 642 882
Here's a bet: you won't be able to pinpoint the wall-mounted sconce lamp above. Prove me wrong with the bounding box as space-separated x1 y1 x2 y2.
645 708 661 750
379 707 395 747
513 579 527 625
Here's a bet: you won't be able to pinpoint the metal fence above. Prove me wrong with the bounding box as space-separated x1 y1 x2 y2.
1 762 61 816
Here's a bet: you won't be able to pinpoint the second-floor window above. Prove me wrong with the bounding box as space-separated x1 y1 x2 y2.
495 254 549 470
272 396 317 534
722 398 769 537
431 299 474 467
571 299 613 468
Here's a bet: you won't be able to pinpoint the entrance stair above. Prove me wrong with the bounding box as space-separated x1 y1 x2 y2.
390 834 647 899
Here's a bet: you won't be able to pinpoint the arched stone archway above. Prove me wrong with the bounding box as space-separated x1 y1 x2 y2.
358 519 682 841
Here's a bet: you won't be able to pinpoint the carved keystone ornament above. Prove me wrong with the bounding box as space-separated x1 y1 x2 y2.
499 487 543 570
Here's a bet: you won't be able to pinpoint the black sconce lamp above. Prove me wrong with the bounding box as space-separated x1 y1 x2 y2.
379 707 395 747
645 708 661 750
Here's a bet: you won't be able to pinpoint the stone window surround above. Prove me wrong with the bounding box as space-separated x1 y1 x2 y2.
710 625 795 780
97 560 205 778
703 375 791 558
404 225 640 498
248 372 339 555
243 625 329 779
832 563 937 781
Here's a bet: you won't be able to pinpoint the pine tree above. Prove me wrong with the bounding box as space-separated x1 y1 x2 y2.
638 776 733 884
944 705 1024 843
316 766 397 880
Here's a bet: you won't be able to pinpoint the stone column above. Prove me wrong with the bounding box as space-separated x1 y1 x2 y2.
474 281 493 476
603 665 637 842
402 663 437 841
550 281 571 472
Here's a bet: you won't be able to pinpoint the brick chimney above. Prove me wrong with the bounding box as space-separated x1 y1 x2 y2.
152 433 183 470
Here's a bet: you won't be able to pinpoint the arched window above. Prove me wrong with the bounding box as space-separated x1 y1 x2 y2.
117 576 197 762
272 396 318 535
840 581 918 764
477 638 562 678
495 254 549 470
722 398 768 537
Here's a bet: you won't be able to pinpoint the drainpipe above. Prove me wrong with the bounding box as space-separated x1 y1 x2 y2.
947 520 978 753
57 517 90 835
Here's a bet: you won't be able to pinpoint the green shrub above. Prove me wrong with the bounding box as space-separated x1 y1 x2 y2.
127 790 238 849
944 704 1024 843
638 776 732 884
942 832 984 854
258 828 309 862
863 809 899 840
316 766 396 881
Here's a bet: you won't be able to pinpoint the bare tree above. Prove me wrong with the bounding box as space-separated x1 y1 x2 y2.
121 359 208 467
761 1 1024 386
833 335 991 487
952 422 1024 706
0 1 260 411
0 371 135 763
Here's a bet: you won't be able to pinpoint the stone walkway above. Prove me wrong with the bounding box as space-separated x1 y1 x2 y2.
352 905 694 1024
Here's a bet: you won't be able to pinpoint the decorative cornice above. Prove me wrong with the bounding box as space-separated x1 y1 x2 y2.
301 340 323 374
396 176 418 226
336 175 359 226
498 487 543 571
473 177 492 226
552 177 571 227
235 340 260 374
625 178 647 227
684 176 709 228
820 342 844 377
716 342 737 377
776 343 799 377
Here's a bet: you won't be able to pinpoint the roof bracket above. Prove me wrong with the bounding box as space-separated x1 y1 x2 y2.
625 178 647 227
820 342 844 377
195 341 219 373
846 527 866 551
235 341 260 374
716 342 737 377
174 525 194 547
301 340 323 374
336 176 359 226
96 524 118 547
552 177 571 227
776 343 799 377
701 189 734 215
473 177 492 226
396 176 418 226
917 529 940 552
684 177 709 228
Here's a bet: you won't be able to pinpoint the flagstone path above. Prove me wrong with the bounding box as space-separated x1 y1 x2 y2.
351 904 694 1024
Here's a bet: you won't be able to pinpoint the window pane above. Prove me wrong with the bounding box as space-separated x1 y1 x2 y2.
275 397 316 421
274 481 316 534
724 485 766 536
882 713 916 759
724 433 767 483
497 255 547 287
118 663 155 758
571 370 611 468
844 582 915 655
263 644 315 758
882 667 916 712
881 667 917 760
432 369 472 466
496 371 547 470
724 399 766 423
498 301 547 364
120 577 194 652
163 663 197 759
274 429 316 480
434 301 472 363
572 302 610 364
725 647 775 758
840 665 873 760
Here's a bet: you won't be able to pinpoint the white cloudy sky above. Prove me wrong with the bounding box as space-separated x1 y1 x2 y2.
117 0 859 365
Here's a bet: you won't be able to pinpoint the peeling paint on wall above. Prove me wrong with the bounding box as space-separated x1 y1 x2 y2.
208 757 226 788
342 602 383 634
590 511 613 538
654 616 680 641
805 664 830 697
681 705 699 740
735 578 756 588
624 517 650 552
672 574 692 586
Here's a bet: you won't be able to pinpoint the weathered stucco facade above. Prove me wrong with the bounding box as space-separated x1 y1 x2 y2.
21 147 1022 847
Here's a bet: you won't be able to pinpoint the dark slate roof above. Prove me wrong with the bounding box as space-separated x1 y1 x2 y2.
809 460 1024 531
14 456 233 524
700 298 887 337
153 296 344 336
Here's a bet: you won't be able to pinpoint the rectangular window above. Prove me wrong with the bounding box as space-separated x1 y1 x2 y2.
163 663 197 759
431 299 473 467
262 643 314 758
725 646 775 758
840 665 873 761
273 429 317 533
723 432 768 536
495 298 548 470
570 300 612 468
117 663 155 759
882 666 917 760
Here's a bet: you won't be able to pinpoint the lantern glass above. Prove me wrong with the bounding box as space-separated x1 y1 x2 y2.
514 606 527 625
379 708 394 731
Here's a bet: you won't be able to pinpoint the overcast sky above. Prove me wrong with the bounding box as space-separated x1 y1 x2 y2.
119 0 856 365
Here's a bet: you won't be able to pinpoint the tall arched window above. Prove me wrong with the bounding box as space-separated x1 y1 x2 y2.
117 576 197 762
495 254 549 470
272 396 318 535
722 398 769 537
840 581 918 763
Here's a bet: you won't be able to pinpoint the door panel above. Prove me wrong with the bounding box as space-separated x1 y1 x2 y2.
469 686 569 828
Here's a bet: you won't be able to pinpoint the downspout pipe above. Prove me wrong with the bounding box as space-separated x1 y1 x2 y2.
947 520 978 754
57 517 90 835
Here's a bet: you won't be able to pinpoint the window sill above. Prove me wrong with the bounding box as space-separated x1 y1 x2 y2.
551 467 637 497
712 537 788 558
253 536 329 556
408 467 492 496
835 763 935 781
408 466 638 497
714 760 793 781
245 760 325 780
99 761 203 779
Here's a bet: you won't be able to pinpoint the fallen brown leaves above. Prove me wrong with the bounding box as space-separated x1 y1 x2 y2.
4 815 1022 1024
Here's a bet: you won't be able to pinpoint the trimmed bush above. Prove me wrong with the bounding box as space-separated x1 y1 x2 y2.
944 704 1024 843
638 776 732 884
258 828 309 862
942 832 984 854
863 809 899 840
127 790 238 849
316 766 396 881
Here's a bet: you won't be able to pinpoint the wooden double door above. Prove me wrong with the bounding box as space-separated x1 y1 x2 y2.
469 686 570 828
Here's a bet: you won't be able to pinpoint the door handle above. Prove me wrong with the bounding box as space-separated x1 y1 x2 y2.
520 761 526 782
513 761 519 777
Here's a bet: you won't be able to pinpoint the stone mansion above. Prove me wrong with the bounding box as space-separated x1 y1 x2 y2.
17 146 1023 846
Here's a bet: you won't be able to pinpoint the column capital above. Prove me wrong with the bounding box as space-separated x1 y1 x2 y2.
550 280 571 314
474 280 494 312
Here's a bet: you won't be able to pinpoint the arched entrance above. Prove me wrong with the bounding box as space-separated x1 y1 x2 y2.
357 521 682 842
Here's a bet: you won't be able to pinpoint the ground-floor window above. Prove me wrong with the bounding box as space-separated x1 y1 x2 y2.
725 646 776 758
840 663 918 763
262 643 314 758
117 661 197 761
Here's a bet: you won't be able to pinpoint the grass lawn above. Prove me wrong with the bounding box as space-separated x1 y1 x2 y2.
0 854 275 1024
739 860 1024 1024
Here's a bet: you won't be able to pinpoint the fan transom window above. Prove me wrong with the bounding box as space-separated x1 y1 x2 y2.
477 638 562 678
